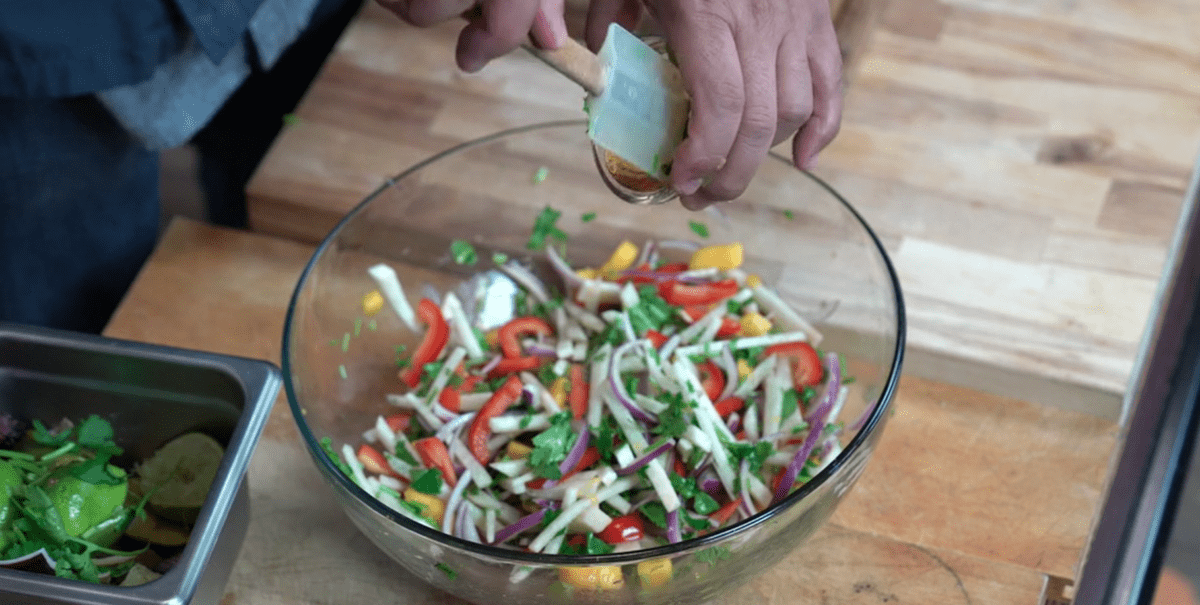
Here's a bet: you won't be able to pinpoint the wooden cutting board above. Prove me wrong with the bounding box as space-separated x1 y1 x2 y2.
244 0 1200 419
103 218 1121 604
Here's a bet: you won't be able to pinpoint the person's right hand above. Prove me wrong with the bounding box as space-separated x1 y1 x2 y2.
377 0 569 72
585 0 844 210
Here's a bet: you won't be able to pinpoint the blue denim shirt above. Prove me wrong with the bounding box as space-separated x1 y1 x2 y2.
0 0 265 98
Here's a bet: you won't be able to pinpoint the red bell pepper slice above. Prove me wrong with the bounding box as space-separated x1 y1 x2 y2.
357 444 399 478
597 513 647 544
385 412 413 433
413 437 457 487
714 396 745 417
466 375 524 464
716 316 741 338
697 360 725 402
497 316 554 358
644 329 669 348
764 341 823 388
673 456 688 477
399 298 450 388
656 262 689 273
438 372 481 413
658 279 739 307
486 356 544 378
568 363 589 421
710 499 740 525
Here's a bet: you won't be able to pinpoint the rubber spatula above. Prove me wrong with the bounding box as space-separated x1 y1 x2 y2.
522 24 690 182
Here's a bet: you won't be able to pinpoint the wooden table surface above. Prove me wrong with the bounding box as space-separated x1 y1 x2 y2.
104 218 1121 604
245 0 1200 415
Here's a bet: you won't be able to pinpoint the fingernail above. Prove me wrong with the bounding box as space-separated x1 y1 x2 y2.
677 178 703 196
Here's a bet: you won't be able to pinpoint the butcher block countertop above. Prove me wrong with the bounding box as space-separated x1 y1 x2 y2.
244 0 1200 419
104 218 1120 604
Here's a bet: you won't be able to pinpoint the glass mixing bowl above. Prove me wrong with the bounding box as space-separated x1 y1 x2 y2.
282 121 905 605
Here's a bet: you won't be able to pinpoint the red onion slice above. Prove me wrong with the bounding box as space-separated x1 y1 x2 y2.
666 509 682 543
545 244 583 290
615 438 674 476
609 342 658 424
543 423 591 488
805 353 842 422
499 261 551 303
478 354 503 376
491 509 547 545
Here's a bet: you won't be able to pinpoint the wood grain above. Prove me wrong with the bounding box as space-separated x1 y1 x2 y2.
103 219 1119 603
245 0 1199 406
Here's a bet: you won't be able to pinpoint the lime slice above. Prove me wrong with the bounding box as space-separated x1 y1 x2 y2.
135 432 225 524
124 510 191 546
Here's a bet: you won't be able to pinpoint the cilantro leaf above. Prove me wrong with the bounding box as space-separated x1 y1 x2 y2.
693 491 720 515
641 501 667 529
780 389 799 421
411 468 444 495
529 412 573 479
320 437 353 476
586 533 615 555
726 441 774 475
688 220 710 238
527 206 568 251
695 545 731 566
450 240 478 265
652 394 689 439
581 211 597 223
75 416 119 454
30 420 68 447
436 562 458 580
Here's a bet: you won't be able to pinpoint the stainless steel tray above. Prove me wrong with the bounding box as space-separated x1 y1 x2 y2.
0 323 281 605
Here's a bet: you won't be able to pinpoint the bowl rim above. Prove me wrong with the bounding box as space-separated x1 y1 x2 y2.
281 119 907 565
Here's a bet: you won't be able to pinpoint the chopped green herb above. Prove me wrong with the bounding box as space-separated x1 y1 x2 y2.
783 209 795 220
642 501 668 529
451 240 478 265
321 436 353 476
411 468 444 495
580 211 597 223
586 533 615 555
368 319 378 331
693 491 720 515
435 562 458 580
652 394 689 439
492 252 509 265
393 442 418 466
338 364 348 379
780 389 799 420
688 220 710 238
529 412 573 479
533 166 550 184
695 545 732 566
726 441 774 474
282 113 301 126
527 206 568 251
353 317 363 337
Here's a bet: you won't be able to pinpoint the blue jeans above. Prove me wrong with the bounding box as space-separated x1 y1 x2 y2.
0 96 159 333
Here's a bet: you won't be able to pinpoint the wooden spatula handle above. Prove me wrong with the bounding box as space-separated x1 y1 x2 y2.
521 37 606 97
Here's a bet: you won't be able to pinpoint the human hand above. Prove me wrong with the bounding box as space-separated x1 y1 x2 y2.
376 0 569 72
589 0 844 210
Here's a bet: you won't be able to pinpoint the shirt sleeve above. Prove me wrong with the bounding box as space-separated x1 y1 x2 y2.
170 0 268 65
0 0 266 98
